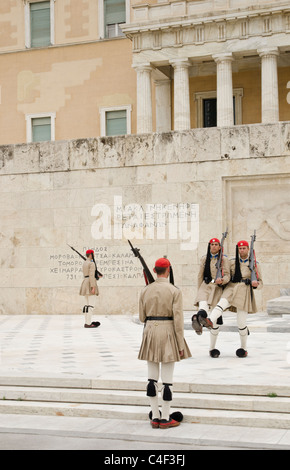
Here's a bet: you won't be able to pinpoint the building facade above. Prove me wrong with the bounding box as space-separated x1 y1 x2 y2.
124 0 290 133
0 0 135 145
0 1 290 315
0 0 289 146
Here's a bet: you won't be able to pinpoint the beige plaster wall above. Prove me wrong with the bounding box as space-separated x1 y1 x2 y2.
0 38 136 145
0 0 101 51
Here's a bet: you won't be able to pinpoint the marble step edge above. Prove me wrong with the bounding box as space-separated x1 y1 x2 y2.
1 401 290 430
1 414 290 450
0 386 290 414
0 376 290 397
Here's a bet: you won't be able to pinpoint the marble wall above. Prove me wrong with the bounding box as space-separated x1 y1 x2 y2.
1 122 290 315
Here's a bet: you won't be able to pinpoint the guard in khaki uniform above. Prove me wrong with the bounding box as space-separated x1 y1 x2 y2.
192 238 230 336
138 258 191 429
79 249 100 329
204 240 263 358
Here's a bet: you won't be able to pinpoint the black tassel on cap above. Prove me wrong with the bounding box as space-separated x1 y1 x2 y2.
162 383 172 401
146 379 157 397
232 244 242 283
163 255 175 285
169 265 175 285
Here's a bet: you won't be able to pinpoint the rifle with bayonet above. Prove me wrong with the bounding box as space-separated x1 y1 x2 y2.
249 230 258 285
128 240 155 285
215 227 228 282
67 244 103 280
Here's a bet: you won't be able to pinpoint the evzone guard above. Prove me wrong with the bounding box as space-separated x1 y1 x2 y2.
138 257 192 429
79 249 101 329
192 235 231 357
193 235 263 358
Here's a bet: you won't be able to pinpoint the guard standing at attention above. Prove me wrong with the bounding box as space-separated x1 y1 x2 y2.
138 257 192 429
79 249 101 329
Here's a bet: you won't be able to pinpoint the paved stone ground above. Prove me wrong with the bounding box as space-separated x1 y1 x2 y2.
0 312 289 386
0 312 290 450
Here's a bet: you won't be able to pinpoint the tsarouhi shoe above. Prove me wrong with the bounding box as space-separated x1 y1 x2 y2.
159 418 180 429
149 410 161 428
84 323 99 328
92 321 101 327
170 411 183 422
236 348 248 358
191 314 202 335
209 349 220 358
191 310 213 335
198 310 213 329
150 418 160 429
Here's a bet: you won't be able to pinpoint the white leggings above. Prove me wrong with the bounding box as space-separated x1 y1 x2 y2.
147 361 175 421
83 295 96 325
199 299 249 350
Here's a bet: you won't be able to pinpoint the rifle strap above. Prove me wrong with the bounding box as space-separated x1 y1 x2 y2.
143 271 149 285
254 249 259 280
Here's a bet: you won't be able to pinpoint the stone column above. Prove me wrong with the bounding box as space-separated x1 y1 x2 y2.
258 47 279 123
213 53 234 127
133 64 153 134
170 59 191 131
154 79 171 133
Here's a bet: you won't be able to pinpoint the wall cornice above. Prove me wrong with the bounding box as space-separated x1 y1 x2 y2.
122 4 290 57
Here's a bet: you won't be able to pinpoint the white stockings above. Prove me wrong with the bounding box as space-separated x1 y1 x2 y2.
147 361 175 421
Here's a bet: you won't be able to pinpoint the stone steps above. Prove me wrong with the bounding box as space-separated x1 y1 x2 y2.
1 386 290 414
1 376 290 396
1 400 290 430
1 379 290 429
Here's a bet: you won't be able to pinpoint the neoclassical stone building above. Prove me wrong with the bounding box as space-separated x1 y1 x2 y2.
0 0 289 145
0 1 290 315
123 0 290 133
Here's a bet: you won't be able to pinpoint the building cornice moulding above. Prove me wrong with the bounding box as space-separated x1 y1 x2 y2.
126 0 290 29
123 3 290 33
122 6 290 54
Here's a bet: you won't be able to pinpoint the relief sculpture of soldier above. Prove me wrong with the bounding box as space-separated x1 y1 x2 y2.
79 249 101 329
192 236 231 357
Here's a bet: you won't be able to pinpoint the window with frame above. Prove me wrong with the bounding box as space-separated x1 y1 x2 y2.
32 116 51 142
26 113 56 143
104 0 126 38
99 106 131 136
106 110 127 136
30 1 51 48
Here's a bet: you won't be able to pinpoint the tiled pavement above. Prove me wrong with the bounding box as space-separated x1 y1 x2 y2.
1 312 290 450
0 311 289 386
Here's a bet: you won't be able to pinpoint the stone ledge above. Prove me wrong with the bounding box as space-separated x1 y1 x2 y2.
0 122 290 175
267 296 290 316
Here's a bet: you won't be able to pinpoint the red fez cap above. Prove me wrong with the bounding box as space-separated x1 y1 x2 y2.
209 238 220 244
237 240 249 247
155 258 171 268
86 249 94 255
